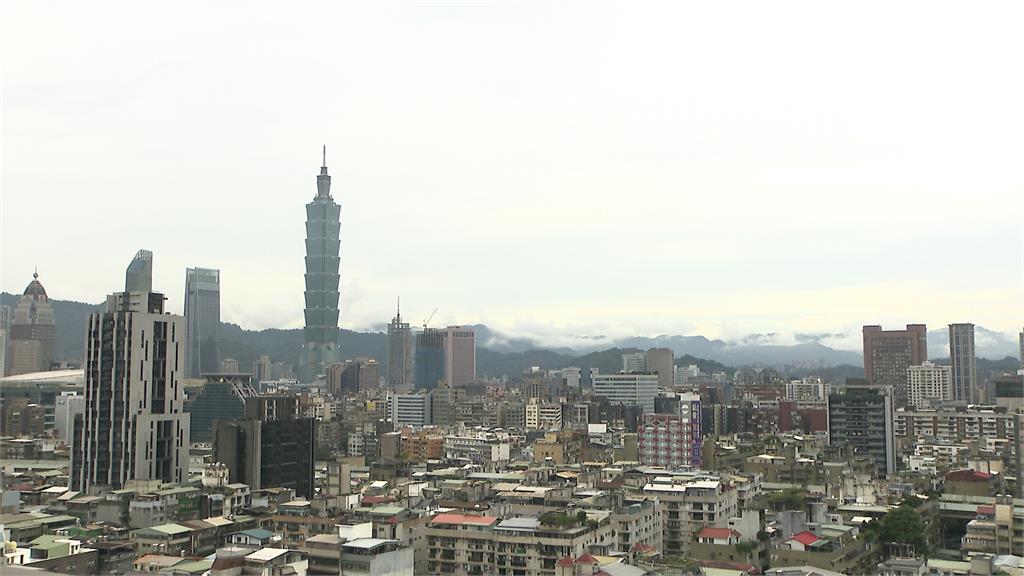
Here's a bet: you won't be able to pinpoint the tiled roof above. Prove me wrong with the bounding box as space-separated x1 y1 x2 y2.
946 469 994 482
698 527 740 540
790 531 820 546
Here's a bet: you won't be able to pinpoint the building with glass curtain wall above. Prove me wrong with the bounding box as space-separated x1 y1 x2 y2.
300 147 342 382
184 267 221 378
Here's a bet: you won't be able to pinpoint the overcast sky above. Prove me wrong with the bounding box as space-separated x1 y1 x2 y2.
2 1 1021 349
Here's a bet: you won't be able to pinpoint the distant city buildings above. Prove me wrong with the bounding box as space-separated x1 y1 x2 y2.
300 148 342 382
327 357 379 396
6 271 56 376
71 250 190 492
549 366 582 389
621 352 646 373
949 323 977 403
183 267 221 378
0 305 9 378
252 354 273 383
386 302 412 389
443 325 476 387
674 364 701 385
862 324 928 408
1019 327 1024 368
414 328 445 390
907 361 952 408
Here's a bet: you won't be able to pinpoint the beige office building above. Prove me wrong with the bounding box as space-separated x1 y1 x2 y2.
443 326 476 387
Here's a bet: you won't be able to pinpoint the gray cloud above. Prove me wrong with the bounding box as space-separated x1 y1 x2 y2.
794 332 846 344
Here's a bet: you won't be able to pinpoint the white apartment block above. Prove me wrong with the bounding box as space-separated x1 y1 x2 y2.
907 361 953 408
641 473 742 557
784 377 827 403
388 392 433 428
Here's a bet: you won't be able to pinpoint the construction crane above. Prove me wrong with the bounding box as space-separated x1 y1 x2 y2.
422 308 438 330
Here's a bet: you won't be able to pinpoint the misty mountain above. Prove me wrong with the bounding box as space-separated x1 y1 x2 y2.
614 335 864 368
927 325 1019 360
4 294 1016 380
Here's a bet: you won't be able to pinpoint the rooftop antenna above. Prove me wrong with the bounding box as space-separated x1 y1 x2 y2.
322 144 326 168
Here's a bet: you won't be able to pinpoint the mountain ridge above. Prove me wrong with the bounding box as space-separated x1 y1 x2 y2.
3 293 1017 379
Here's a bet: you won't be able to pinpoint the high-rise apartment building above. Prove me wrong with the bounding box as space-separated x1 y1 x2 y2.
549 367 582 389
784 377 827 403
252 355 273 383
300 148 342 382
1020 328 1024 368
520 368 550 400
906 361 952 408
592 373 660 413
327 357 379 396
639 393 702 468
828 380 895 477
6 272 57 376
386 302 412 389
645 348 675 389
0 305 9 378
213 395 315 498
1015 325 1024 364
183 267 221 378
72 250 190 492
443 326 476 387
862 324 928 408
415 328 445 390
949 323 977 403
430 385 464 428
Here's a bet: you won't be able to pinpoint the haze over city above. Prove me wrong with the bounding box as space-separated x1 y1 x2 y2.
6 3 1024 576
2 1 1022 349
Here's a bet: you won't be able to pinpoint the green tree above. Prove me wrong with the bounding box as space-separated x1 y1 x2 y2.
768 488 806 511
879 504 927 555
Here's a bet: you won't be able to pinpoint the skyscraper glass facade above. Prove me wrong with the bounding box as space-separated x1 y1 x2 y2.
184 267 221 378
300 151 341 382
415 328 445 391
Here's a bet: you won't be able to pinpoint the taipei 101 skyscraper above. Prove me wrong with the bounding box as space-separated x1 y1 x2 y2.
300 147 341 382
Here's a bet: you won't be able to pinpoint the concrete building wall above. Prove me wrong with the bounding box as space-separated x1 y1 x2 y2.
645 348 675 390
73 278 190 492
443 326 476 388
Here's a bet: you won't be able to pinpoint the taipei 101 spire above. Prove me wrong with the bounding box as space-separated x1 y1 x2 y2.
300 146 342 382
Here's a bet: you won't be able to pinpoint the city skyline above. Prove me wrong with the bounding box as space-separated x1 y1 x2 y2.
2 2 1021 350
